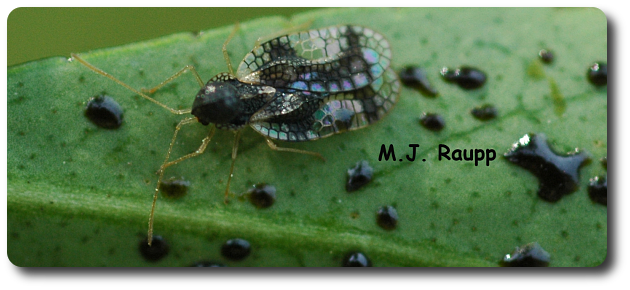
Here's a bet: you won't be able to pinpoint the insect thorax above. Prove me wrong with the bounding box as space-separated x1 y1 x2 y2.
191 75 270 128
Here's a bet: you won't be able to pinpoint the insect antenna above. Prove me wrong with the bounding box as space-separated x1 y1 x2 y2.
71 53 192 115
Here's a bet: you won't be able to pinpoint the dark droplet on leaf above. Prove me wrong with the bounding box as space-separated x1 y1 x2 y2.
500 242 550 267
376 205 398 231
160 178 190 199
588 175 607 206
343 252 372 267
504 133 590 202
346 160 374 192
247 183 276 209
471 104 498 121
85 95 123 129
399 66 438 97
419 113 445 132
139 235 169 262
440 66 486 90
538 49 554 64
221 238 251 261
587 62 607 86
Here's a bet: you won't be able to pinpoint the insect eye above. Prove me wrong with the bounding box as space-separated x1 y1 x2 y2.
192 83 241 125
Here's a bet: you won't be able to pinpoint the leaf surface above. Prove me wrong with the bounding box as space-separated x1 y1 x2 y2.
8 8 607 266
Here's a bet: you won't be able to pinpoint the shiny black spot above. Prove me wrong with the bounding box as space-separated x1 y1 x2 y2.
221 238 251 261
247 183 276 209
588 175 607 206
399 66 438 97
471 104 498 121
504 133 590 202
139 235 169 262
440 66 486 90
346 160 373 192
601 156 607 170
343 252 372 267
500 242 550 267
376 205 398 231
419 113 445 132
538 49 554 64
587 62 607 86
160 178 190 199
85 95 123 129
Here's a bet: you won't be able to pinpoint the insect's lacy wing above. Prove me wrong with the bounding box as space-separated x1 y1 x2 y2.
236 25 393 93
313 67 400 138
250 67 400 142
248 90 316 124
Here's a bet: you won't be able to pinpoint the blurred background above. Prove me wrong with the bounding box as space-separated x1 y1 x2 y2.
7 7 319 66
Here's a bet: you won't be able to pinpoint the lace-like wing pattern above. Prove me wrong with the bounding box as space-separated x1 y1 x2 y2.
236 25 399 142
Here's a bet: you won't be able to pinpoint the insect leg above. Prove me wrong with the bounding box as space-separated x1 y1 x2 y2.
141 65 205 94
265 138 326 162
223 130 243 204
71 53 191 115
222 23 240 75
147 117 215 245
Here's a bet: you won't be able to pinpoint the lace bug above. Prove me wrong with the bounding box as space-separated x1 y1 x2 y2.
72 24 400 245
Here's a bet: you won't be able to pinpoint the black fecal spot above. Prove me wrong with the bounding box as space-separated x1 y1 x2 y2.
190 261 226 267
221 238 251 261
139 235 169 262
504 133 590 202
399 66 438 97
601 156 607 170
376 205 398 231
419 113 445 132
538 49 554 64
346 160 373 192
500 242 550 267
247 183 276 209
85 95 123 129
342 252 372 267
471 104 498 121
587 62 607 87
588 175 607 206
160 178 190 199
440 66 486 90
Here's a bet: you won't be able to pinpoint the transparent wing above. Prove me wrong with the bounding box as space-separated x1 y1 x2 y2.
237 25 393 94
248 90 319 124
250 67 400 142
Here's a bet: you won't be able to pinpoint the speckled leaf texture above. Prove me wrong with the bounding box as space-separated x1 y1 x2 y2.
8 8 607 267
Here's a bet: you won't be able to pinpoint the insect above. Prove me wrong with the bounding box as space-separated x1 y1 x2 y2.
72 24 400 245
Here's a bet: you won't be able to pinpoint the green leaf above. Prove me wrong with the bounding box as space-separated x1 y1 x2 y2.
8 8 607 267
